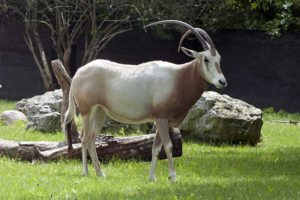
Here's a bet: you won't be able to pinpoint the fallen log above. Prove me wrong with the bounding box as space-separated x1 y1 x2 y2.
0 128 182 162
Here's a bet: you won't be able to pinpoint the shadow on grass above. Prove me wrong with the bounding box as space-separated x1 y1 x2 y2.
182 146 300 179
68 146 300 199
77 175 300 199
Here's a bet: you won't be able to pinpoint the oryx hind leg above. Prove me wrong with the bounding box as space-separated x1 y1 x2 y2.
149 130 163 181
87 106 106 177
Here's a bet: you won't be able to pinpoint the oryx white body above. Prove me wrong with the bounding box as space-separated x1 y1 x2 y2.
64 20 227 182
75 59 178 124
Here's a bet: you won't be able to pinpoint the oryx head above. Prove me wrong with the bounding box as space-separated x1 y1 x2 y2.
144 20 227 89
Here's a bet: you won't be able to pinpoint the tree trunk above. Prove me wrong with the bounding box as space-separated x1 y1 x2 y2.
51 59 79 142
0 128 182 162
62 46 72 76
24 28 55 91
33 32 54 90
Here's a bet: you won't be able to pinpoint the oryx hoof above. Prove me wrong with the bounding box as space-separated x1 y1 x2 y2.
97 171 106 178
168 175 177 183
82 172 89 177
149 175 157 182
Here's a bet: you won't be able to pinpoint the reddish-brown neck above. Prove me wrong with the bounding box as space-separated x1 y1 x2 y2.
177 59 208 97
150 59 209 126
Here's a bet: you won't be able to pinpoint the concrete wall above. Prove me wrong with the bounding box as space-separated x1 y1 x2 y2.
0 21 54 99
0 21 299 112
213 30 300 113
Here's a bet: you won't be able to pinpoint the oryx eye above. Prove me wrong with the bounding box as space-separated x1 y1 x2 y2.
204 57 210 71
204 57 209 64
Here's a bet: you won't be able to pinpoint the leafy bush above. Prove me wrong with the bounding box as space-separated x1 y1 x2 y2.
127 0 300 37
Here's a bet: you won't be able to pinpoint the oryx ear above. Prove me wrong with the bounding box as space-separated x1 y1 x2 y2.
181 47 199 58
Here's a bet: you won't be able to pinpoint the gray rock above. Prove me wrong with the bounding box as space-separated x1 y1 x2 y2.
26 112 61 132
16 89 63 132
179 91 263 145
16 89 62 115
0 110 27 124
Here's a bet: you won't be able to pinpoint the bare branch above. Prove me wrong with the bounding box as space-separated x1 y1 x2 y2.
5 0 132 86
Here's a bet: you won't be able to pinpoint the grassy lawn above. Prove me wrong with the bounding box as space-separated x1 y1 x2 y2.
0 101 299 199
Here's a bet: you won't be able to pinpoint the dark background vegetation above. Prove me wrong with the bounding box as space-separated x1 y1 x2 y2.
0 0 299 112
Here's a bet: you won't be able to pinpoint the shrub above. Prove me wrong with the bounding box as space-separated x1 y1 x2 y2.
129 0 300 37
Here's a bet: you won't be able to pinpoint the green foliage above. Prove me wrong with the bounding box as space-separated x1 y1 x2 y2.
246 0 297 36
195 0 300 36
2 0 299 42
127 0 300 37
224 0 300 36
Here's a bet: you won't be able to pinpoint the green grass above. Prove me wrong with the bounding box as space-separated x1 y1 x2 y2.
0 101 300 199
0 99 15 113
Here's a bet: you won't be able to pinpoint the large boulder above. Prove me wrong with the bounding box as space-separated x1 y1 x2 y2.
16 89 62 132
179 91 263 145
0 110 27 124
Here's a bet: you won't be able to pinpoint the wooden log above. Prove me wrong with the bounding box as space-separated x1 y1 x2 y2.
0 128 182 162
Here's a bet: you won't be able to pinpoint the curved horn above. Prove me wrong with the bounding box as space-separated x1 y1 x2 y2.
195 28 216 56
144 20 209 52
178 28 217 56
177 29 193 52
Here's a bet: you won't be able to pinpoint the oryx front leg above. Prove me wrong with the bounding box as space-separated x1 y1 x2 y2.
155 118 176 182
149 130 162 181
87 141 105 177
